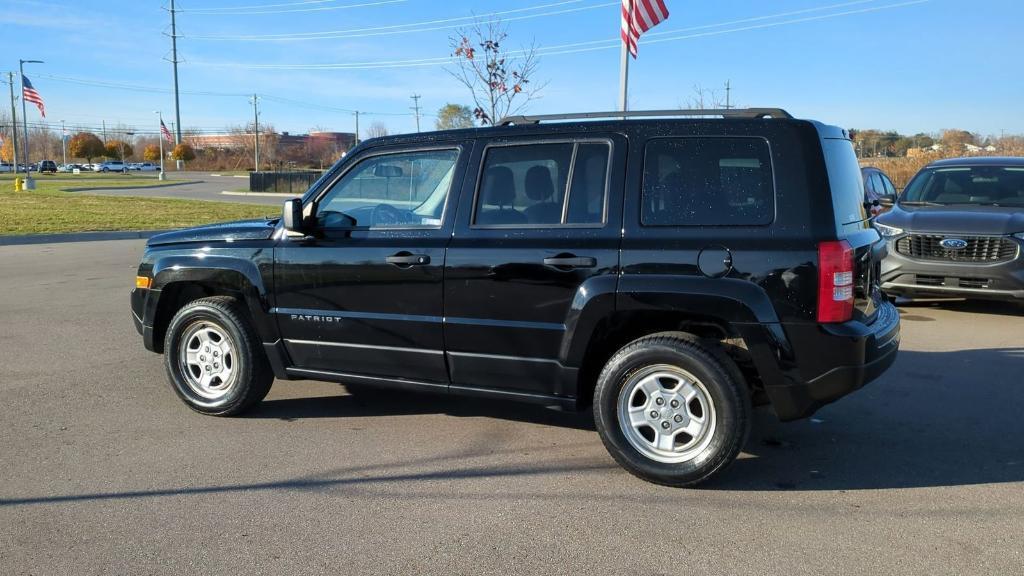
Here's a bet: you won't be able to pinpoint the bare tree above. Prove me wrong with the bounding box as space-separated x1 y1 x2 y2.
365 122 389 139
448 18 545 125
681 84 724 110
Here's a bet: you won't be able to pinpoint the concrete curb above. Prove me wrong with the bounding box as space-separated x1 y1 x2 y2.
221 190 300 198
62 181 203 192
0 230 167 246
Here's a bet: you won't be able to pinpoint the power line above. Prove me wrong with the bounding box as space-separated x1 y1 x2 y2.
181 0 405 16
186 0 611 40
32 74 426 118
192 0 927 69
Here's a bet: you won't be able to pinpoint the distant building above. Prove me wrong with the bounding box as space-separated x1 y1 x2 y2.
187 131 356 153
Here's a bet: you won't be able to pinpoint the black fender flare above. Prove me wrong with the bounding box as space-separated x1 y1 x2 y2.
564 275 794 389
147 254 278 343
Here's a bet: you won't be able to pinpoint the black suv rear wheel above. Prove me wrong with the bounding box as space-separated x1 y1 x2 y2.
593 332 750 487
163 296 273 416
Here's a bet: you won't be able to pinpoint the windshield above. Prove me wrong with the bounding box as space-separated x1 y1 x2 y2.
901 166 1024 206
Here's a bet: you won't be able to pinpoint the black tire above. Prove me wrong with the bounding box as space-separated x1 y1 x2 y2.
163 296 273 416
593 332 751 487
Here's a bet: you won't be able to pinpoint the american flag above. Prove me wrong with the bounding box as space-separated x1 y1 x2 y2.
160 119 174 144
621 0 669 58
22 75 45 118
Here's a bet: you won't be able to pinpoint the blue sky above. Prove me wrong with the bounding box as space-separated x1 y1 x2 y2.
1 0 1021 138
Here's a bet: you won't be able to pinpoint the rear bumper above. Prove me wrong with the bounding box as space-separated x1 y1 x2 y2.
880 243 1024 300
761 300 901 421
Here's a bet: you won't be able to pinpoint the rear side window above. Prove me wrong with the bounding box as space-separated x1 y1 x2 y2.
822 138 869 226
474 141 609 227
641 137 774 226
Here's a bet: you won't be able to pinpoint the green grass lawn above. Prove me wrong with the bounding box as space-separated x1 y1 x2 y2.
0 176 274 236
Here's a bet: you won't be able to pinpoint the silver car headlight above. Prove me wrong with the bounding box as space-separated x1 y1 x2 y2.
1014 232 1024 241
874 222 904 238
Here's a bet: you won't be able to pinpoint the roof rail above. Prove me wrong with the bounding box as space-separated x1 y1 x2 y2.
497 108 793 126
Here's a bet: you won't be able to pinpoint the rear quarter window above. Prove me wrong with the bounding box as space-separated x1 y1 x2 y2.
641 136 775 226
822 138 869 227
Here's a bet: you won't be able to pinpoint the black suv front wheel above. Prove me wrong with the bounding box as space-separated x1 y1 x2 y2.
163 296 273 416
593 333 750 487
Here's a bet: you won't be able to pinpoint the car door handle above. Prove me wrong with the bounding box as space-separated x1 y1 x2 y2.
543 255 597 269
386 253 431 266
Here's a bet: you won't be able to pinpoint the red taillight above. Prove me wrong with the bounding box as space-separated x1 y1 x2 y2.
817 240 854 323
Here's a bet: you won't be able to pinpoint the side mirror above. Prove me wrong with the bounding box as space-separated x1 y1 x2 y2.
373 164 404 178
878 194 896 207
282 199 304 232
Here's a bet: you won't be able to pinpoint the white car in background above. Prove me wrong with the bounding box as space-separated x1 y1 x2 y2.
97 161 128 173
136 163 160 172
0 163 13 173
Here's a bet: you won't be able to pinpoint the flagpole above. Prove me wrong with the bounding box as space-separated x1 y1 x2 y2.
18 61 31 188
618 0 630 113
19 59 43 190
156 112 166 181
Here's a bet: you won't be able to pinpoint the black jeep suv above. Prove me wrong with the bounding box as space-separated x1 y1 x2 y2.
875 157 1024 301
131 109 900 486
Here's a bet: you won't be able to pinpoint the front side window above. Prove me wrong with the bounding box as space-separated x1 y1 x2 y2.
474 141 609 226
316 148 459 229
641 137 775 226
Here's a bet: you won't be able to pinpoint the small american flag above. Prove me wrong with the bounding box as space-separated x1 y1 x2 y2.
621 0 669 58
22 75 45 118
160 119 174 144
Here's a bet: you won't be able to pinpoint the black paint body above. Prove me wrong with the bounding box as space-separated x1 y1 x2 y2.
132 118 900 420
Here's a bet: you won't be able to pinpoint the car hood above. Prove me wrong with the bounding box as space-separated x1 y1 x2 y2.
147 219 278 246
878 204 1024 235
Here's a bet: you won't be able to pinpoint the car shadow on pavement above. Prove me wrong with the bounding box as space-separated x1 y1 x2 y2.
711 347 1024 491
250 384 596 432
895 297 1024 317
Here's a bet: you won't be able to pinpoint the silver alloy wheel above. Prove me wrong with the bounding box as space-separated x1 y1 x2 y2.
178 321 238 400
617 364 717 464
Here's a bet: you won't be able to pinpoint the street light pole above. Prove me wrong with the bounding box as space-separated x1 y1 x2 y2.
19 59 43 189
60 120 66 166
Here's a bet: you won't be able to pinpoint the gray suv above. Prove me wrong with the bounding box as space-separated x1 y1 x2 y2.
876 157 1024 301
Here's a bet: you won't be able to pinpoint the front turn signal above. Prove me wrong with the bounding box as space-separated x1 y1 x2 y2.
135 276 152 289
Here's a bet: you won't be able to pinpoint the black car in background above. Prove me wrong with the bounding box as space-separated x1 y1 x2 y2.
876 157 1024 301
37 160 57 173
861 166 898 217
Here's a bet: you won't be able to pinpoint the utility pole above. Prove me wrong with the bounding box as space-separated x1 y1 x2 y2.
102 119 107 143
724 80 732 110
60 120 66 166
353 111 360 146
6 72 19 177
410 94 422 132
168 0 182 147
19 59 43 189
250 94 260 172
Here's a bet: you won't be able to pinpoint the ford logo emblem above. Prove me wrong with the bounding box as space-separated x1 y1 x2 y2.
940 238 969 250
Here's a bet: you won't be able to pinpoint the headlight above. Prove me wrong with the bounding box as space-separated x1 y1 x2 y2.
874 222 904 238
1014 232 1024 241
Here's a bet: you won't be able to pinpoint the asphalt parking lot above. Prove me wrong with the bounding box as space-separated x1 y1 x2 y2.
1 240 1022 575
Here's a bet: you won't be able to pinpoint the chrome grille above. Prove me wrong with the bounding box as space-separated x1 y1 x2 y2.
895 234 1019 262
